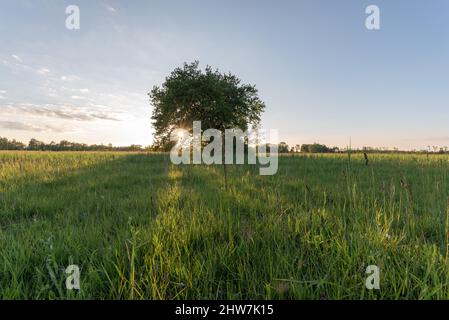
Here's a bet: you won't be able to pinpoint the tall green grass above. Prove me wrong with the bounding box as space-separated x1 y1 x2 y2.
1 152 449 299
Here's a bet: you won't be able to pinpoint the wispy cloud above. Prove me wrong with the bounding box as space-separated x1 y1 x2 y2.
0 121 63 132
11 54 23 63
106 6 117 13
4 55 52 77
61 75 81 82
1 103 121 122
37 67 50 75
423 136 449 142
71 95 88 100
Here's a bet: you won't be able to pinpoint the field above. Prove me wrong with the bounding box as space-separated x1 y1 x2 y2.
1 151 449 299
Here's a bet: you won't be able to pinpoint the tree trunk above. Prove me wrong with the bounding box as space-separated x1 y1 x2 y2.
222 134 228 191
223 162 228 191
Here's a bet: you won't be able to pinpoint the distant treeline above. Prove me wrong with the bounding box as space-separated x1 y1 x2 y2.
0 137 146 152
1 137 448 154
272 142 339 153
276 142 449 154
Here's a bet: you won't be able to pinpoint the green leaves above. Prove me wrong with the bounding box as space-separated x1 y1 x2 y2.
149 61 265 149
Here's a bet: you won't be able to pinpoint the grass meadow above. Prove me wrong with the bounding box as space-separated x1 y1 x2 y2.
1 151 449 299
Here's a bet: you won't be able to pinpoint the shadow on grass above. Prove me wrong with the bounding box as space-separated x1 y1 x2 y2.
0 153 171 299
144 155 449 299
1 153 449 299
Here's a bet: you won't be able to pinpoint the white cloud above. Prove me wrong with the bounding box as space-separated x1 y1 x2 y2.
0 90 6 94
47 88 57 97
106 6 117 13
71 95 86 100
11 54 23 63
79 88 90 93
61 75 80 82
37 67 50 75
4 56 53 77
0 95 5 99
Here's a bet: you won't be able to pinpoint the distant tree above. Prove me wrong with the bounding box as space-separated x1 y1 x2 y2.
0 137 25 150
278 142 290 153
28 138 45 151
300 143 337 154
294 144 301 153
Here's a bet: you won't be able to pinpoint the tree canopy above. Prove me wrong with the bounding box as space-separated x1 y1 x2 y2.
149 61 265 149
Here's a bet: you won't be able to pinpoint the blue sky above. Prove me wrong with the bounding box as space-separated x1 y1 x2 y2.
0 0 448 149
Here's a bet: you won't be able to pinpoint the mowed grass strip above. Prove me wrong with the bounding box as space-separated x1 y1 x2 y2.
1 152 449 299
